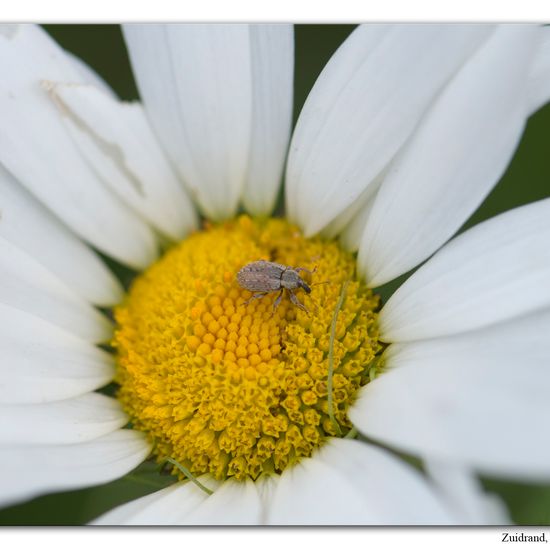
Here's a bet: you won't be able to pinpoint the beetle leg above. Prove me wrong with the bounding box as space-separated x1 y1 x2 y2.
272 289 284 312
243 292 270 305
289 289 309 313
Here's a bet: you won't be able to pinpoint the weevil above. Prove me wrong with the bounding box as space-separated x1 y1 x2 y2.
236 260 315 312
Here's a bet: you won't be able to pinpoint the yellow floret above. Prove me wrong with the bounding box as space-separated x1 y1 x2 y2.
114 216 381 481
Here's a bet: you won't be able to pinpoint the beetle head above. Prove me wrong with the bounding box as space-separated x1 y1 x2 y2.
298 277 311 294
281 269 312 293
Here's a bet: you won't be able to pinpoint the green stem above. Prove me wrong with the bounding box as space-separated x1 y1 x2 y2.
162 457 214 496
327 280 350 437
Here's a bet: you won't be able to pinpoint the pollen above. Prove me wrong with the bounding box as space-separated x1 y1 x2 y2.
114 216 382 481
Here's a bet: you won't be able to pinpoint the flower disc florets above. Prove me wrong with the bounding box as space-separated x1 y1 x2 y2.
114 216 381 480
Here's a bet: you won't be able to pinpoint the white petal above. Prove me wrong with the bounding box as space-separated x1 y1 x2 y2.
0 24 17 39
380 198 550 342
527 26 550 114
0 164 122 306
96 477 262 525
359 25 540 286
0 237 112 342
286 24 494 236
0 24 157 269
46 83 198 241
92 477 220 525
286 23 388 228
0 304 115 404
242 25 294 216
62 49 116 99
0 393 127 445
124 24 254 221
268 438 455 524
91 484 190 525
92 485 186 525
255 474 279 524
0 430 150 508
339 188 377 253
183 479 263 525
425 460 511 524
268 454 366 524
320 170 383 241
350 310 550 480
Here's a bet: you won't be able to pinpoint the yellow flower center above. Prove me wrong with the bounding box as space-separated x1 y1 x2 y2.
114 216 381 481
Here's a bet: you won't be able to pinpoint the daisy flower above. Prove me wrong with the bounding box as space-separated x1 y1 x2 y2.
0 23 549 525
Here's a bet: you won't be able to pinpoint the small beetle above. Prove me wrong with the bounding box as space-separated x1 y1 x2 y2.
236 260 314 312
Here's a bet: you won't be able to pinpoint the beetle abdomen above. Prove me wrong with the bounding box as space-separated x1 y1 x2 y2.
237 260 284 291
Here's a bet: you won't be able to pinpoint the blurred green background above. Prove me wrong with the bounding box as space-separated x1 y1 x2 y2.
0 24 549 525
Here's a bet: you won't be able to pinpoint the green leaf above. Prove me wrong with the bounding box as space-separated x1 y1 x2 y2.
483 478 550 525
0 460 176 526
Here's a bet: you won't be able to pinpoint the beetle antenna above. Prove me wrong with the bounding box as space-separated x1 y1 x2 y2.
311 280 331 287
295 265 318 275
